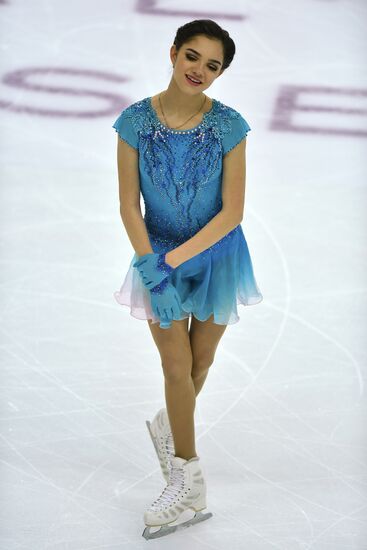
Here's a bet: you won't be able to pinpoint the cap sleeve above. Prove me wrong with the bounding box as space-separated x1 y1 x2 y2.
112 109 138 150
222 113 251 156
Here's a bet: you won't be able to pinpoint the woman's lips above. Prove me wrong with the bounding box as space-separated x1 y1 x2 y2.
185 74 202 86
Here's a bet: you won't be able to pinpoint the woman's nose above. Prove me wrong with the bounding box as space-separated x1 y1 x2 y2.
192 64 204 77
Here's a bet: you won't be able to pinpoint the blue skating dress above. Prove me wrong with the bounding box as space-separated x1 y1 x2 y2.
112 96 263 325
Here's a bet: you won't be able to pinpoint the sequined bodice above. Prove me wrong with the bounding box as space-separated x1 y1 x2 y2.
114 96 251 253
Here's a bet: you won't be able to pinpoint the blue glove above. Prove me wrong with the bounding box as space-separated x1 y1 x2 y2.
133 252 175 290
150 278 183 329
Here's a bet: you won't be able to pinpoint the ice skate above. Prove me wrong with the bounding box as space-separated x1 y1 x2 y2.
142 454 213 540
145 408 175 482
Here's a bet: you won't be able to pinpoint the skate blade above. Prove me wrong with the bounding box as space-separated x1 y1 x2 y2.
142 509 213 540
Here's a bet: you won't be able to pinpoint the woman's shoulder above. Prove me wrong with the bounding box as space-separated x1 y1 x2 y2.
213 99 248 123
211 99 251 140
115 97 152 135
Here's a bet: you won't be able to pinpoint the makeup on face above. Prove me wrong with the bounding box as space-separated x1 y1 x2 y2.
185 73 202 86
185 48 222 72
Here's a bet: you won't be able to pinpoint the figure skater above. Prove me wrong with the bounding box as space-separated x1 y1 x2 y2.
112 18 263 539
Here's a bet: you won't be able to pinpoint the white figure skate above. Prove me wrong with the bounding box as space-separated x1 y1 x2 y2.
142 455 213 540
145 408 175 482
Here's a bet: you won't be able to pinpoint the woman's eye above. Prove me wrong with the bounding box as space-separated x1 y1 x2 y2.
185 54 217 71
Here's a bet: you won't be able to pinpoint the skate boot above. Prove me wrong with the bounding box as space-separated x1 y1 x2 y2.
142 455 213 540
145 408 175 482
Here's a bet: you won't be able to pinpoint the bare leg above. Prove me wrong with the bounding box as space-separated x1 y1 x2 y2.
147 317 196 461
189 314 228 396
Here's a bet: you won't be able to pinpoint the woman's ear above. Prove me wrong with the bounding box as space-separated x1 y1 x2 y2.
170 45 177 66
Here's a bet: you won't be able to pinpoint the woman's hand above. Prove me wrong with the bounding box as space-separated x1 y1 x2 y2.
150 278 183 329
133 252 175 290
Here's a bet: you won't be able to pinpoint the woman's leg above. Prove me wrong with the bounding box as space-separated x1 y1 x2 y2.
147 316 196 461
189 314 228 397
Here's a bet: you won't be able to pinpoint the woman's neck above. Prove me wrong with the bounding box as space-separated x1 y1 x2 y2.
157 80 209 117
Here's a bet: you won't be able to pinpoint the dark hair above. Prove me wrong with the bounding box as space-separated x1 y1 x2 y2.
173 19 235 72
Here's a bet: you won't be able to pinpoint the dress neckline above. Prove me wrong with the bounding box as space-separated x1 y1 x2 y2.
146 96 216 134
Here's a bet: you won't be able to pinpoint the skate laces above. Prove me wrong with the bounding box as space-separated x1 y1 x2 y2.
159 432 174 462
165 433 174 455
149 464 185 511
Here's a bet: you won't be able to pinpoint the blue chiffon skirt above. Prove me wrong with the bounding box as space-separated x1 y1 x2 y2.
114 225 263 325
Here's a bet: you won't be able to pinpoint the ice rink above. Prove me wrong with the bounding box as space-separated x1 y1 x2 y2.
0 0 366 548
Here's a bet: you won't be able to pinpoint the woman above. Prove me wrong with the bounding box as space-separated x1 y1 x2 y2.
112 19 263 539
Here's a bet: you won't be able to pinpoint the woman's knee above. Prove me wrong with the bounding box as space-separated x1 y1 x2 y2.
147 317 193 383
189 315 228 381
161 354 193 383
191 354 215 381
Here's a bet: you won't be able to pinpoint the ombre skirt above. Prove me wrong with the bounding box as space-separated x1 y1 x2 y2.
114 225 263 326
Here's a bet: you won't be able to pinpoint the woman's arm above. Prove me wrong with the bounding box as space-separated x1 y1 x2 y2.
166 138 247 268
117 136 154 257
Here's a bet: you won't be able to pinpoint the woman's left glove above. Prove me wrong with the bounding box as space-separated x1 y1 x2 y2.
133 252 175 290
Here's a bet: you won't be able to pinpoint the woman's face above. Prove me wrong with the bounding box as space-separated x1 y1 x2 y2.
170 34 225 94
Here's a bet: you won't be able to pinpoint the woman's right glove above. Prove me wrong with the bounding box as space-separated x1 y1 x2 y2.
150 278 183 329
